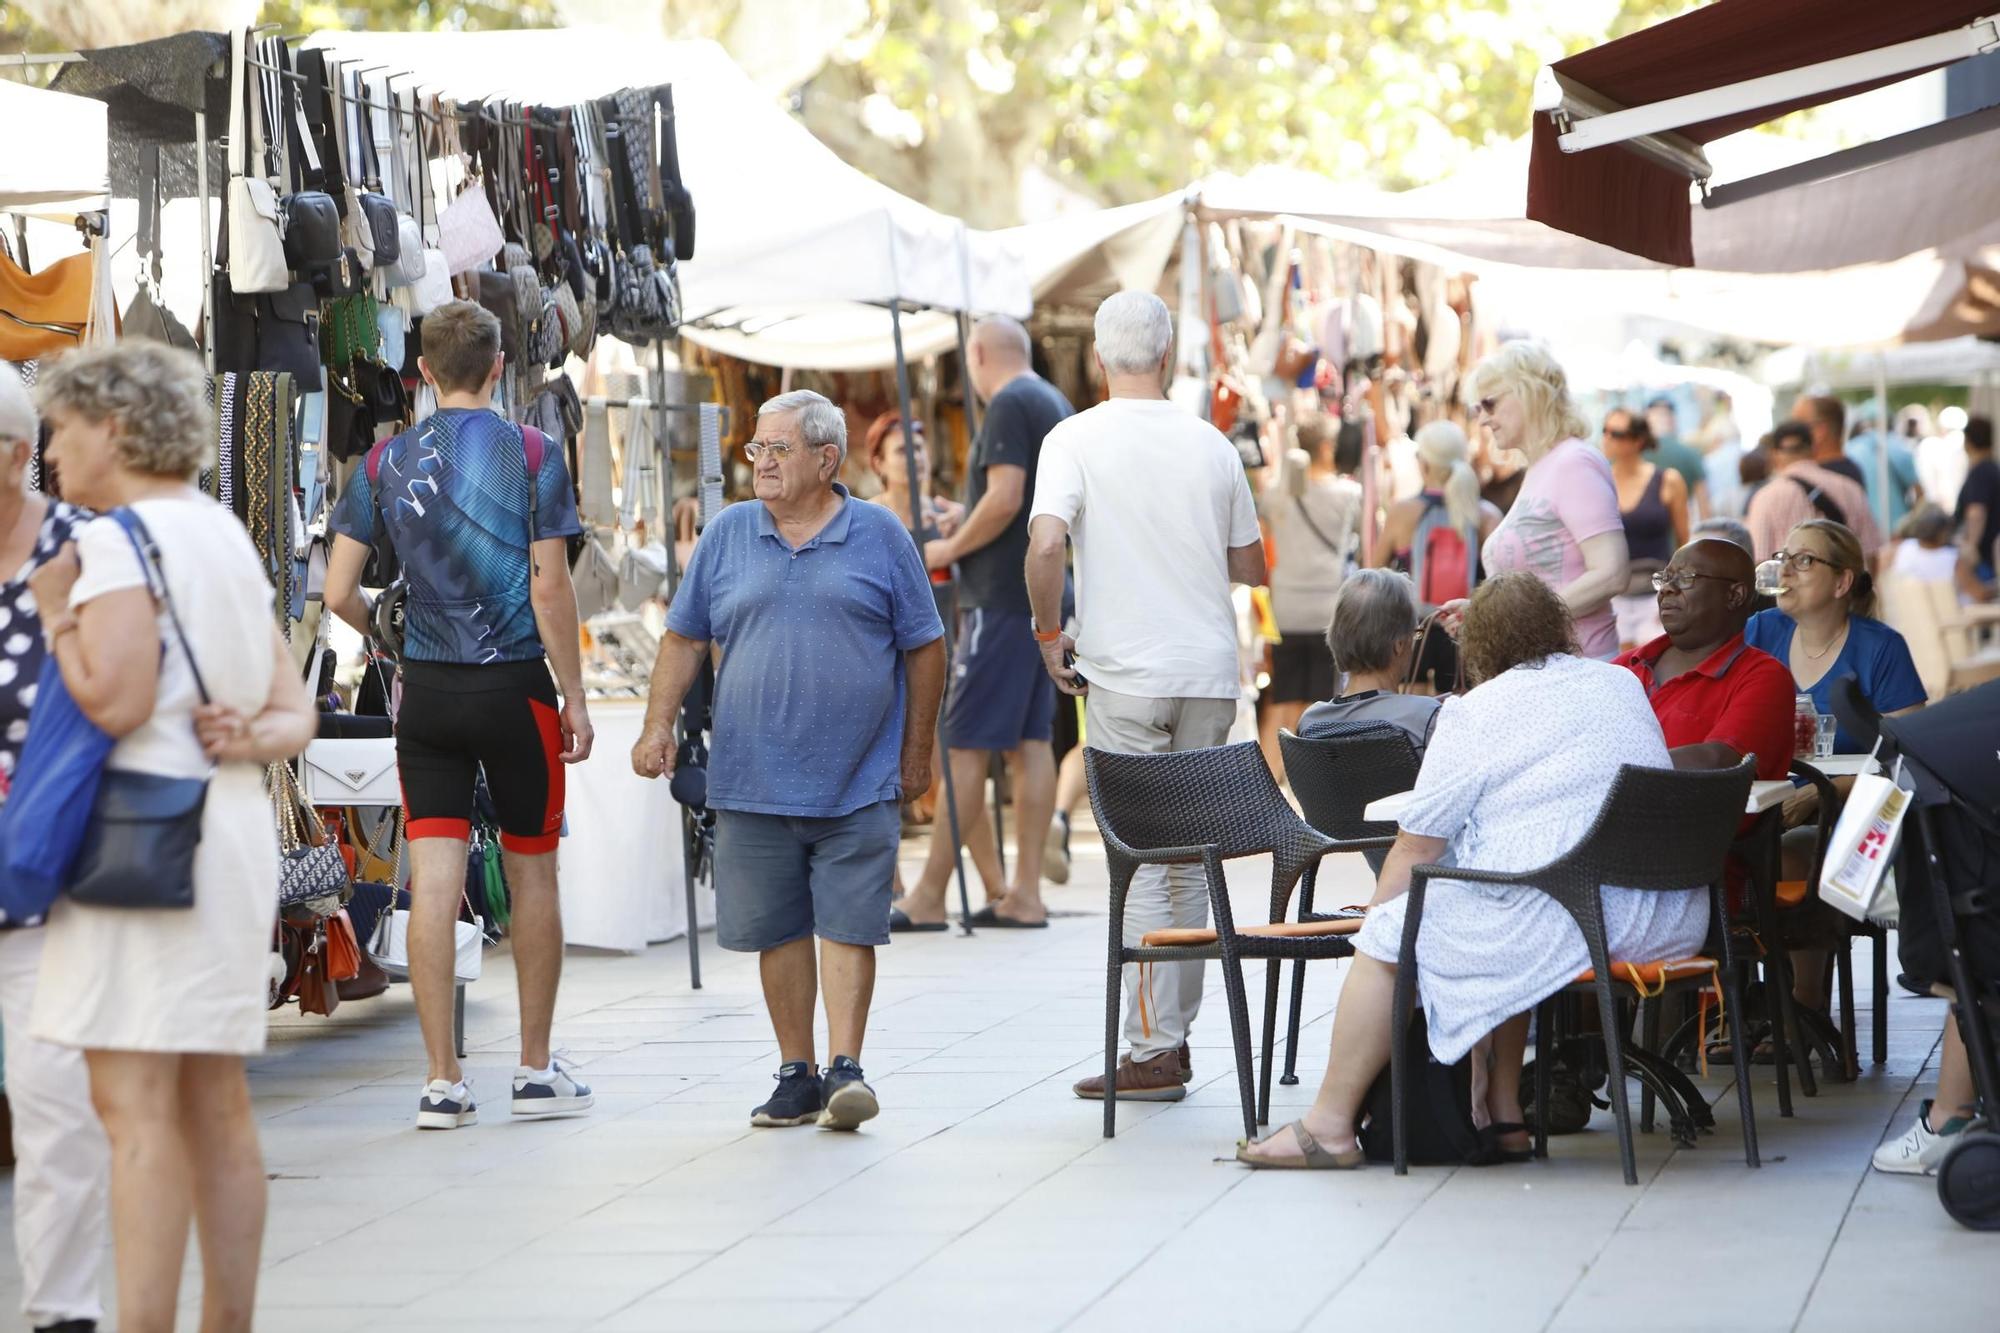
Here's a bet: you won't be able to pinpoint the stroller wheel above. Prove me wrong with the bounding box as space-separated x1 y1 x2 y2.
1936 1127 2000 1231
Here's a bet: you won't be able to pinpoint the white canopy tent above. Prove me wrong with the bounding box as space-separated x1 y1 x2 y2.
0 78 109 217
300 29 1031 372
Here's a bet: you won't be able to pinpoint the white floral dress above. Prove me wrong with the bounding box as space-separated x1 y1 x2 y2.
1354 654 1710 1062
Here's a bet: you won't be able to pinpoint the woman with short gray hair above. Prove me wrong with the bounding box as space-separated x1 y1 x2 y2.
28 343 316 1330
1298 568 1440 755
0 363 107 1333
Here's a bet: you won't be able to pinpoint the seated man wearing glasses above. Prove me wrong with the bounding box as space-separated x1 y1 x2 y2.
1613 536 1795 781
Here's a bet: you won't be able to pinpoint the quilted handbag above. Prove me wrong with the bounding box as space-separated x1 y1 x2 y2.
301 737 399 807
439 179 505 275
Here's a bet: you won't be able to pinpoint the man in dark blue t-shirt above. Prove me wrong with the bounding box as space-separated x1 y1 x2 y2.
899 317 1073 930
326 301 595 1133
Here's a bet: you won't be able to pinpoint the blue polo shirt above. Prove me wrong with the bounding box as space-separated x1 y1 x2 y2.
666 486 945 817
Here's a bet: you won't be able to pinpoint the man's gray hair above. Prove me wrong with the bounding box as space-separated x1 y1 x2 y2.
758 389 849 467
1094 291 1174 376
1690 516 1754 556
0 362 37 448
1325 568 1418 676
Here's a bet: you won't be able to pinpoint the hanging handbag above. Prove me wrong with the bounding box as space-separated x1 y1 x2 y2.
225 30 289 295
256 280 325 392
67 512 212 911
0 245 97 362
294 924 341 1015
474 268 522 365
369 892 484 983
272 760 351 919
320 290 380 370
324 908 363 981
122 145 198 352
658 86 696 262
301 736 399 806
439 176 505 275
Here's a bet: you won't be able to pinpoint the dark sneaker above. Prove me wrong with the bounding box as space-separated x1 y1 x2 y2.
818 1056 880 1131
512 1060 595 1119
1073 1050 1187 1102
34 1321 97 1333
751 1061 824 1127
416 1079 478 1130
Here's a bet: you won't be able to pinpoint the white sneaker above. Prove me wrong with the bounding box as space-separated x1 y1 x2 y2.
1872 1099 1963 1175
417 1079 477 1130
512 1060 594 1118
1043 812 1071 886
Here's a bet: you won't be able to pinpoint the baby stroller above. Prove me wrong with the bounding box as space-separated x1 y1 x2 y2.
1834 676 2000 1229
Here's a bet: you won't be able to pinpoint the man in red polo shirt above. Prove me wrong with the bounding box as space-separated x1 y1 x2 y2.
1614 537 1794 779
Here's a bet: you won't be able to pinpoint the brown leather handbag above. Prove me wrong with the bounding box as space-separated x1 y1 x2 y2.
295 927 341 1016
324 909 363 982
0 247 95 361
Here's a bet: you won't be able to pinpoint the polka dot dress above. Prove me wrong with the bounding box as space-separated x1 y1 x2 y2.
0 500 86 929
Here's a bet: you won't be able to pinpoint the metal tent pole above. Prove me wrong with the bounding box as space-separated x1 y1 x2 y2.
892 299 976 934
196 111 215 376
658 337 703 988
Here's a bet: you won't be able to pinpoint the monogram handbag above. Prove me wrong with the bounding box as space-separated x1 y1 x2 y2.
272 761 350 919
67 512 211 911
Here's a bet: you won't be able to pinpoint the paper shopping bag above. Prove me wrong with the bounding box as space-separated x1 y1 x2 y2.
1819 771 1910 922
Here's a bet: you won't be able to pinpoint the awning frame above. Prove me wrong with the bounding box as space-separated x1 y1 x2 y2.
1539 11 2000 159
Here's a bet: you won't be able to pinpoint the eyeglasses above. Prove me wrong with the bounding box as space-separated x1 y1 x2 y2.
1650 570 1738 593
744 439 824 462
1473 394 1506 418
1603 424 1642 440
1768 550 1836 574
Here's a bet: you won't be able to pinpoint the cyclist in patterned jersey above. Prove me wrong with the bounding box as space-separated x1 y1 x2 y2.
324 301 595 1132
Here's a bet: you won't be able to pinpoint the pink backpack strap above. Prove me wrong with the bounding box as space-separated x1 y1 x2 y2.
365 436 391 487
521 425 546 475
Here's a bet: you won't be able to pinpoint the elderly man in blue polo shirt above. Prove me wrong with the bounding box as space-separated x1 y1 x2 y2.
633 389 947 1132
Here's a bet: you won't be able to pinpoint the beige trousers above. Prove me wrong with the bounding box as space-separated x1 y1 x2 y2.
1085 686 1237 1060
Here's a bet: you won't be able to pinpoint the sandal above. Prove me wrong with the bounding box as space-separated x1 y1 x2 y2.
1470 1121 1533 1166
1235 1120 1364 1170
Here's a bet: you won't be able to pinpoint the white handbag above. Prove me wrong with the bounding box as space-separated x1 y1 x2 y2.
225 29 289 294
368 905 484 983
439 179 505 275
301 737 400 807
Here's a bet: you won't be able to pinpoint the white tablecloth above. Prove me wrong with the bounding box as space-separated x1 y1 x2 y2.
559 699 716 952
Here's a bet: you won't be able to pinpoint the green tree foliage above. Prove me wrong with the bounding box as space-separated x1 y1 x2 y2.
800 0 1693 224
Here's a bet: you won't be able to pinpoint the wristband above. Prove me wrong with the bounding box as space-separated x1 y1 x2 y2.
1033 627 1063 644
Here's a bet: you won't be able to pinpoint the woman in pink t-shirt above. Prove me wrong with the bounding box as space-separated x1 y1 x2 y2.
1464 343 1630 658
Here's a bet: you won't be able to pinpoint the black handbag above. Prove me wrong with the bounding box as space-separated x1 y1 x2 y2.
282 192 342 274
324 370 376 463
212 274 324 392
355 191 401 268
66 513 210 911
474 269 523 365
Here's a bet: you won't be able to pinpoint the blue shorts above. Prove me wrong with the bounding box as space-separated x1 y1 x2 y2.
944 608 1055 751
712 800 900 951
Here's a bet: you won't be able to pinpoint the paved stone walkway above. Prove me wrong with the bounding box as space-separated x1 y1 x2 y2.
0 819 1991 1331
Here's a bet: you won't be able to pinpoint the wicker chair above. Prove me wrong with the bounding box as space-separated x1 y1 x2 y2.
1084 741 1378 1138
1391 759 1759 1185
1276 724 1416 1084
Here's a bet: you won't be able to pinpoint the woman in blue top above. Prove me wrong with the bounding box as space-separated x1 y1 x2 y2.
1744 517 1925 1066
1744 518 1927 749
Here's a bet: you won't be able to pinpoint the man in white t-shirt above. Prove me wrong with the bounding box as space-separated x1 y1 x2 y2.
1025 290 1267 1103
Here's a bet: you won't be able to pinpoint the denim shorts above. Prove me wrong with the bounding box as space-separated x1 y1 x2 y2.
712 800 900 951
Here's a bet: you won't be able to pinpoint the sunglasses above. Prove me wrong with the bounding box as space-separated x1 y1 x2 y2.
1473 394 1506 418
1603 424 1642 440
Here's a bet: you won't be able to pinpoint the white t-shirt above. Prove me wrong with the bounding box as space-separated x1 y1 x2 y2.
1030 398 1260 699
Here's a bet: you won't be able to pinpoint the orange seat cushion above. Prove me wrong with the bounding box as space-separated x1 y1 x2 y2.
1574 957 1719 991
1140 918 1364 949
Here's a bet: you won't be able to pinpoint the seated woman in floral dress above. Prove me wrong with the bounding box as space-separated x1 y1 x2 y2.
1236 572 1705 1168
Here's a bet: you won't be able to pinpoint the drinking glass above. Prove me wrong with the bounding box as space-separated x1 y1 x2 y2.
1814 714 1837 760
1754 558 1786 597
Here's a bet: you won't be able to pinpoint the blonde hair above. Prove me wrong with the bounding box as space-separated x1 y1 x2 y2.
36 343 212 479
1414 419 1480 535
1788 518 1876 620
1469 341 1588 455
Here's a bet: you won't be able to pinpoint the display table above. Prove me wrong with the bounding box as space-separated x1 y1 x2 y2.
559 698 715 952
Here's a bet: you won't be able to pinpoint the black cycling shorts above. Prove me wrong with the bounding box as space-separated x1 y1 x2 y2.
396 660 564 854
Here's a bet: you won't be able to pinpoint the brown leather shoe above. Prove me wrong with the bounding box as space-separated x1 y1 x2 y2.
1074 1050 1187 1102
